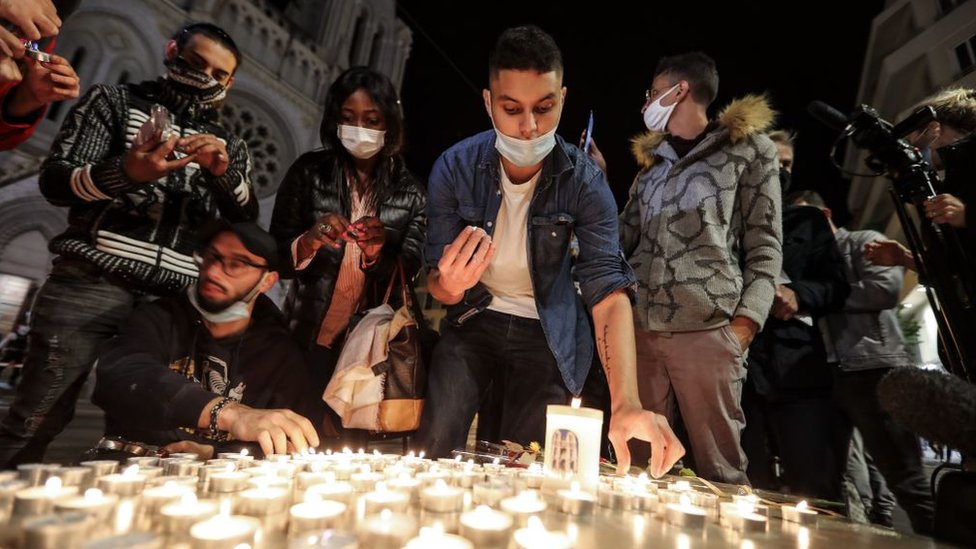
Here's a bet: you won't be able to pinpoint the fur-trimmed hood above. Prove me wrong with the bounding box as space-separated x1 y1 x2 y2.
631 94 776 168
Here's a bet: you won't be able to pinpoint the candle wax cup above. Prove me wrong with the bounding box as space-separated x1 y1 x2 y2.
597 487 633 510
289 499 347 535
781 504 819 526
664 501 707 529
512 521 572 549
557 486 597 515
159 499 219 534
236 487 291 516
404 530 473 549
726 510 768 533
23 511 95 549
189 513 259 549
356 511 417 549
459 506 514 547
305 481 353 504
421 482 464 513
363 488 410 514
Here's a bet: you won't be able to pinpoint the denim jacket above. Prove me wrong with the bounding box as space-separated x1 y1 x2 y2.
425 130 636 394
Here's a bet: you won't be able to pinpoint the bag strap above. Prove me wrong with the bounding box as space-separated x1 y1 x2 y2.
380 260 414 309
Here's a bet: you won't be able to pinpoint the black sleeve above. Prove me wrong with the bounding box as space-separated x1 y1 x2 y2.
364 182 427 282
197 133 258 221
269 155 316 279
788 212 851 315
93 303 216 431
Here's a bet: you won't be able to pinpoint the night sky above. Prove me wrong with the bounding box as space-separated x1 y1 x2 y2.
395 0 887 226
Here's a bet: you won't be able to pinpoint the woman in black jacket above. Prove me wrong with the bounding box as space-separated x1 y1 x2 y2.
270 67 426 398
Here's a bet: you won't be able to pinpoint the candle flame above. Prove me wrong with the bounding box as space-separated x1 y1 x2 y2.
527 516 545 531
380 509 392 520
358 448 365 455
570 481 581 493
122 465 139 477
374 449 382 456
326 449 333 456
342 447 351 455
492 457 500 466
464 462 474 473
240 448 249 457
638 472 649 482
84 488 103 500
225 464 235 473
571 397 582 409
429 521 445 535
376 482 387 492
360 465 371 474
679 494 692 507
796 500 808 512
741 541 755 549
180 492 197 506
675 480 690 491
44 476 63 492
418 451 426 459
434 479 449 491
407 451 415 458
736 500 754 515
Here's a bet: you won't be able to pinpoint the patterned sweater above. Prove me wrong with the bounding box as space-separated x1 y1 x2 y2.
620 95 783 332
39 80 257 295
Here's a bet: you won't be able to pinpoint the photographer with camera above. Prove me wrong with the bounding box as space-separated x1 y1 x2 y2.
863 88 976 271
0 22 257 468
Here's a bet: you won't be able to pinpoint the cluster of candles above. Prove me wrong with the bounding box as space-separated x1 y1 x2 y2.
0 449 821 548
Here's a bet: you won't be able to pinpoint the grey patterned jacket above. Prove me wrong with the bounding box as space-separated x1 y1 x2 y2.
620 95 783 332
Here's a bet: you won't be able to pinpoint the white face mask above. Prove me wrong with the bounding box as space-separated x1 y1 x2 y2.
488 92 560 168
337 124 385 159
186 275 265 324
642 83 681 132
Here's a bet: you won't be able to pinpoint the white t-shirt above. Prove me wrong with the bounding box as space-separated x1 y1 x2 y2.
480 164 540 319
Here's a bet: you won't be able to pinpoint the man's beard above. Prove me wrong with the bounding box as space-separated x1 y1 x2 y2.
195 282 243 312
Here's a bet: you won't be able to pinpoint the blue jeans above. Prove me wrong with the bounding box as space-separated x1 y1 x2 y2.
0 260 145 467
415 309 571 458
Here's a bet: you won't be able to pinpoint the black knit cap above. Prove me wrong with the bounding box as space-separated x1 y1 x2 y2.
199 220 279 272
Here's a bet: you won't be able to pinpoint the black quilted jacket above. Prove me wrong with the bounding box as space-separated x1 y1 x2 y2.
269 150 426 353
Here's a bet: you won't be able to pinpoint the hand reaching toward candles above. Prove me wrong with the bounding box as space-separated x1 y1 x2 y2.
609 406 684 477
205 400 320 455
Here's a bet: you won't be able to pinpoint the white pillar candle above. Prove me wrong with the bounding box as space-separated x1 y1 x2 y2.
22 511 94 549
500 490 547 526
664 494 707 529
459 505 513 547
512 516 572 549
14 477 78 517
541 398 603 494
404 524 473 549
356 508 417 549
421 479 464 513
363 482 410 514
289 493 346 536
557 482 596 515
188 508 259 549
781 500 818 526
159 493 218 535
96 466 146 497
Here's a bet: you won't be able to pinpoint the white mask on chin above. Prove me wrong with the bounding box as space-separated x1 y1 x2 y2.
642 83 681 132
187 274 266 324
337 124 385 159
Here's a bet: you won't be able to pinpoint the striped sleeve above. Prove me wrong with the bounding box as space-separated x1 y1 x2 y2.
39 85 140 207
199 134 258 221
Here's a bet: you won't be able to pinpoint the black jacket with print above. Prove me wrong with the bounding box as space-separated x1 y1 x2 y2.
92 292 333 451
39 79 257 296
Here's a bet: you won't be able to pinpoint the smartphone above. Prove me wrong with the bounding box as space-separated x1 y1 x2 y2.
582 110 594 153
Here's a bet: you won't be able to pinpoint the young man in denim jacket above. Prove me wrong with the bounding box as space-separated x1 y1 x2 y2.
414 26 683 477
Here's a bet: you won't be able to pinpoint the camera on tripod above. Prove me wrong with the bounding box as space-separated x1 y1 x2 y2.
808 100 976 382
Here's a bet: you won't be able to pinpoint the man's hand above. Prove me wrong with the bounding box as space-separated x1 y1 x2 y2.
771 285 799 321
728 316 759 351
123 134 196 183
4 55 79 118
863 239 914 270
349 216 386 263
162 440 215 461
0 0 60 41
578 131 607 174
434 225 496 299
609 405 685 478
925 193 967 228
178 134 229 176
220 403 320 456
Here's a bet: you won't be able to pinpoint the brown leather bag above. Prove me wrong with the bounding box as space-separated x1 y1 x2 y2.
370 262 427 432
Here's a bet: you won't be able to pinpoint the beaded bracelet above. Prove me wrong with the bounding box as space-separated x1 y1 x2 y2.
209 397 236 441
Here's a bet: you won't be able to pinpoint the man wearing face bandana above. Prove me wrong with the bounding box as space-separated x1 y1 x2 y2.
0 22 256 467
619 52 783 484
416 26 685 478
92 222 332 459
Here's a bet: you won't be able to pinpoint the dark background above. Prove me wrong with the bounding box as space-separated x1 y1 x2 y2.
395 0 887 226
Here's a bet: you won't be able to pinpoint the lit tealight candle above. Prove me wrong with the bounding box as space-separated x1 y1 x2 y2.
79 460 118 479
207 468 249 494
159 493 218 535
356 508 417 549
289 493 347 537
512 516 572 549
781 500 818 526
14 477 78 517
363 482 410 514
500 490 548 526
387 473 422 502
162 459 202 478
47 467 92 489
404 523 473 549
188 501 259 549
557 481 596 516
305 480 354 504
22 511 95 549
459 505 513 547
520 463 545 490
664 494 707 529
96 465 146 497
454 462 484 489
217 448 254 466
17 463 60 487
724 500 768 533
350 465 383 492
55 488 119 527
471 479 515 507
421 480 464 513
597 485 633 511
